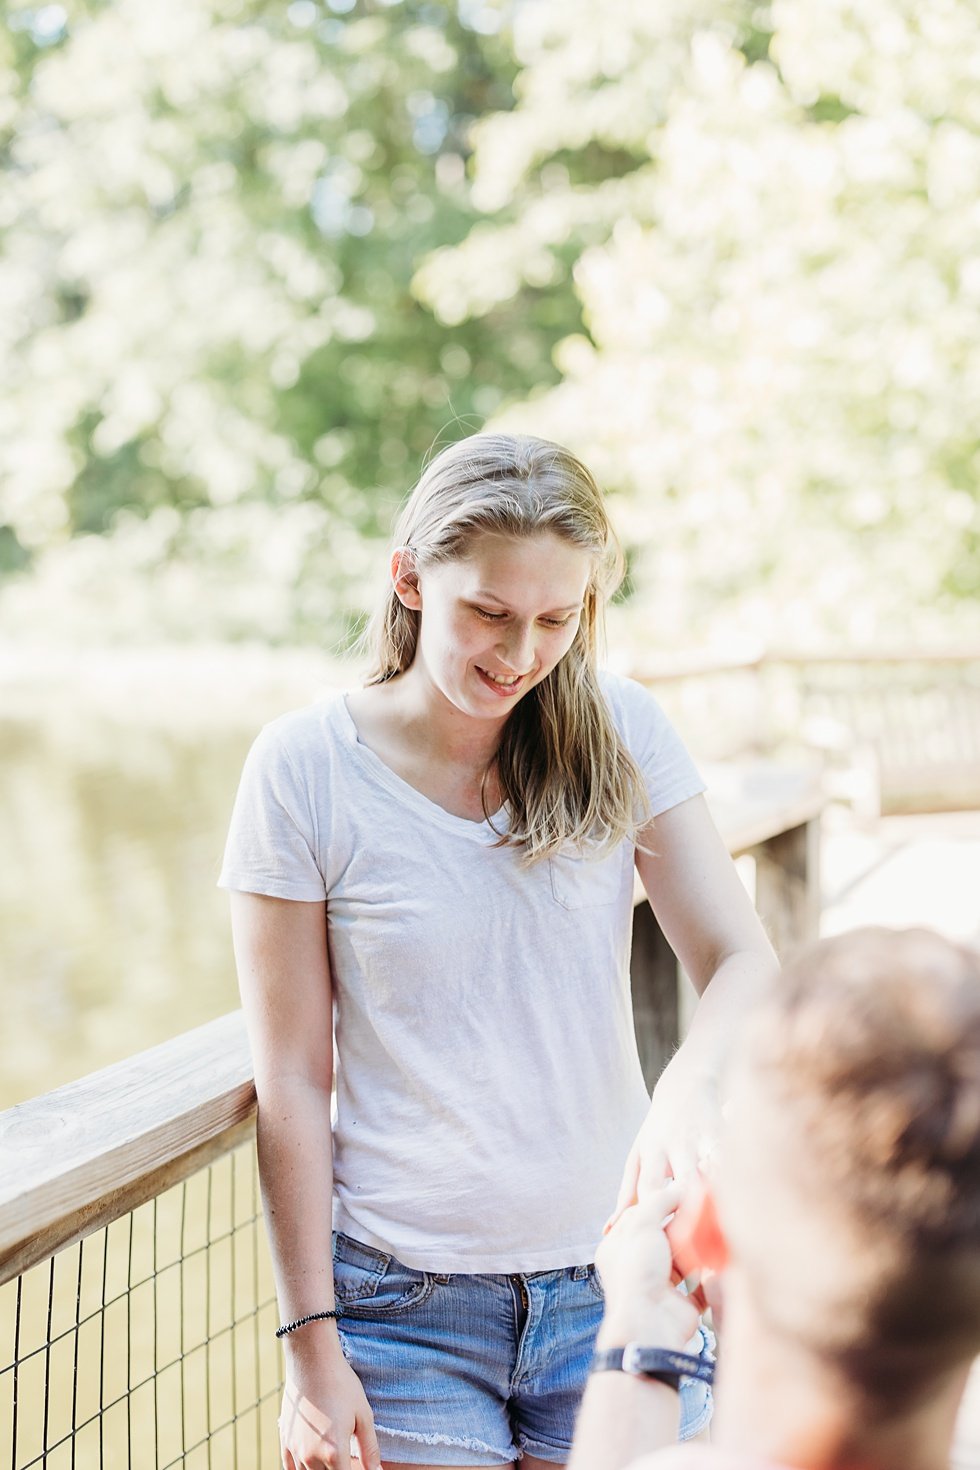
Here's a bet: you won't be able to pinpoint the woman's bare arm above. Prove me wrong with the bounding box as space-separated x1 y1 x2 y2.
231 890 379 1470
612 795 778 1206
635 794 777 1005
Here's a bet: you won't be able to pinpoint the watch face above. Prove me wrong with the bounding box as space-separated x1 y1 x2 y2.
622 1343 649 1376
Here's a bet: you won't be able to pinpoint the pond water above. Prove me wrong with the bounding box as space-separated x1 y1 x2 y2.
0 648 345 1110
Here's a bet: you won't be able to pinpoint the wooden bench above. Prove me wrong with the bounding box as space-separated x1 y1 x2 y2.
630 761 824 1088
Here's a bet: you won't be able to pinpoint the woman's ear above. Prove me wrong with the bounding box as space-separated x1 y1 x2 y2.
391 547 422 610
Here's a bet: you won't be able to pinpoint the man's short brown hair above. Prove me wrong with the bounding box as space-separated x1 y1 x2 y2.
721 928 980 1409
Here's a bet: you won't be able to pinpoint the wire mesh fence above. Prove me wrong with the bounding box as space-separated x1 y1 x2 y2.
0 1137 282 1470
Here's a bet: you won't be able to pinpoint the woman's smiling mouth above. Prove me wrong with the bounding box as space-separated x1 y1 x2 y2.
476 666 528 695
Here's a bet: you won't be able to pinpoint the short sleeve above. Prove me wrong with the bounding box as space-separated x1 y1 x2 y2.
602 672 706 818
218 723 326 901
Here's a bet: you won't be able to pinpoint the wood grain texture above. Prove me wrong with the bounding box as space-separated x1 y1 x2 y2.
755 817 822 959
629 901 681 1092
0 1011 256 1285
703 761 824 858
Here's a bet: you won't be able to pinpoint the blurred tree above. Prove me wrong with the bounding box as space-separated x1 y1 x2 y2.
418 0 980 651
5 0 979 651
0 0 580 643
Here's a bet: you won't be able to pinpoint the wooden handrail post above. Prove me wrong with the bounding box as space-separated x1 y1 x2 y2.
630 763 824 1089
755 816 821 959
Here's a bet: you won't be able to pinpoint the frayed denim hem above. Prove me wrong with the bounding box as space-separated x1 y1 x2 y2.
678 1391 714 1442
515 1428 568 1463
373 1421 516 1466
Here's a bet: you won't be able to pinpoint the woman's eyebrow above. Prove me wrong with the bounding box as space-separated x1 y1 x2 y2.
472 591 584 613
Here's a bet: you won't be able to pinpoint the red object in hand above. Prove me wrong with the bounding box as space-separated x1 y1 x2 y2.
665 1174 711 1315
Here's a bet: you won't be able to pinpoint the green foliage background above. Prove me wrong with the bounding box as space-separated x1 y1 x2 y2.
2 0 978 651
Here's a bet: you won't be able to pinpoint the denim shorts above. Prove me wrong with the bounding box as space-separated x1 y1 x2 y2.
332 1231 713 1466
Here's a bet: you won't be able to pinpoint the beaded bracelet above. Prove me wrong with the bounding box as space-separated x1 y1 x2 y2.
275 1308 344 1339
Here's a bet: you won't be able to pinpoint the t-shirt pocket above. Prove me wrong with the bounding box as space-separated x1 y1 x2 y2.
548 847 625 909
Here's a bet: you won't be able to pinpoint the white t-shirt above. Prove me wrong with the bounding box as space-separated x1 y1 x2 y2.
219 671 704 1272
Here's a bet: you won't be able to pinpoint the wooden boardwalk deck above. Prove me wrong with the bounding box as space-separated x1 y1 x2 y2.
820 806 980 944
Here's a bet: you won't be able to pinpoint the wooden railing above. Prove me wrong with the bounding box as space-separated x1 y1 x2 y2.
0 1015 280 1470
634 649 980 814
0 1014 255 1285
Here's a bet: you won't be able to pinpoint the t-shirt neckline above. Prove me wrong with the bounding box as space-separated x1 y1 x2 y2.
334 692 510 844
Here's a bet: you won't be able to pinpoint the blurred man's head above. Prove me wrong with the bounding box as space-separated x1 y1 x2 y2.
696 928 980 1413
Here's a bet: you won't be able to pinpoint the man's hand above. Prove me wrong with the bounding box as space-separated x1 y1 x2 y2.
567 1182 705 1470
595 1182 701 1352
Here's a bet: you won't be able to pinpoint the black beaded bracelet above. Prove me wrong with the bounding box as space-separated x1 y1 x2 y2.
275 1308 344 1339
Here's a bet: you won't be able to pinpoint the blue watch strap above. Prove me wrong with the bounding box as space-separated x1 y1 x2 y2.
591 1344 714 1388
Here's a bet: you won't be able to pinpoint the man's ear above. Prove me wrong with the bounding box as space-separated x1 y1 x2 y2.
391 547 422 610
667 1173 730 1278
687 1176 729 1273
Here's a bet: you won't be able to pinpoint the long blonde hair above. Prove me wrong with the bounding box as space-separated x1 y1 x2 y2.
365 432 648 863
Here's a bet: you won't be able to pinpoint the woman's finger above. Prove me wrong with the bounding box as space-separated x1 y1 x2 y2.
635 1148 672 1197
670 1266 708 1314
355 1403 382 1470
279 1403 297 1470
617 1147 642 1211
633 1178 682 1218
604 1159 680 1237
603 1148 641 1232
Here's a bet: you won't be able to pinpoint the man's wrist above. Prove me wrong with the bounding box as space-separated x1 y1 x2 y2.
596 1298 694 1354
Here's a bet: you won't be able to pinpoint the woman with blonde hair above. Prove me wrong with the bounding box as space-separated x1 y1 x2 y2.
220 433 777 1470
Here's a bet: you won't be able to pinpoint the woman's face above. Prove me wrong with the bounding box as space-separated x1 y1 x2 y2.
399 530 593 720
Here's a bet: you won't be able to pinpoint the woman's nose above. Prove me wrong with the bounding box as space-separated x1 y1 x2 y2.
498 621 535 672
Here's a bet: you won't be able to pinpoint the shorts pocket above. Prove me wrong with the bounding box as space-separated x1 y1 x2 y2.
549 849 626 910
586 1264 605 1301
332 1232 434 1315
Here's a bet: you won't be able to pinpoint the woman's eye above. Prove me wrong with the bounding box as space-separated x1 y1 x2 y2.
472 607 572 627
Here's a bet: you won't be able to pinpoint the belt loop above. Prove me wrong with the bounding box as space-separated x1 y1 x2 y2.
572 1264 589 1281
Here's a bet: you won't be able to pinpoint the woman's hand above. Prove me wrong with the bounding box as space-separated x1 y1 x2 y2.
278 1347 381 1470
607 1042 721 1233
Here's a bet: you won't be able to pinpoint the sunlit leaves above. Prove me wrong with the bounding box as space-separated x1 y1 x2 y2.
0 0 547 643
5 0 978 649
426 0 980 649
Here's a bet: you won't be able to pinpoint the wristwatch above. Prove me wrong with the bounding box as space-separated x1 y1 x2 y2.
590 1344 715 1391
